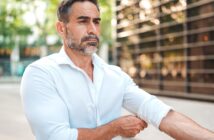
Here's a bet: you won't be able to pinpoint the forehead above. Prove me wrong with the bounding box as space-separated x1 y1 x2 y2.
69 1 100 19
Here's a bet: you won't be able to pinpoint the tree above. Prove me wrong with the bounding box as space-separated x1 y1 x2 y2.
0 0 114 50
0 0 32 50
99 0 114 46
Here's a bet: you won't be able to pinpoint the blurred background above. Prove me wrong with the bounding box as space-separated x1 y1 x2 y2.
0 0 214 140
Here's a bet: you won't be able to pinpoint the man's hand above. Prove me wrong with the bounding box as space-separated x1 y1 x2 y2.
111 115 148 138
78 115 147 140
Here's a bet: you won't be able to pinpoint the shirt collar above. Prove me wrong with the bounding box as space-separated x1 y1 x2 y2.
55 46 106 69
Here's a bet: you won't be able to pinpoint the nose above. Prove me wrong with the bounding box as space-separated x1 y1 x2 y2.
87 22 98 35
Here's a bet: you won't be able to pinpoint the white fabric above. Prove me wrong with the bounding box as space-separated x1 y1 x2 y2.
21 47 171 140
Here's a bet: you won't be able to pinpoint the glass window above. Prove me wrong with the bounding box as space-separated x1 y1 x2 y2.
188 31 214 43
140 0 159 8
138 21 157 30
20 47 40 59
139 31 156 39
116 0 120 6
138 53 158 80
190 73 214 83
0 60 11 76
187 17 214 30
119 4 140 21
117 37 128 43
127 35 141 44
118 46 137 77
0 48 11 59
160 0 186 15
189 46 214 56
160 11 185 23
139 41 157 50
187 3 214 18
163 82 185 92
190 60 214 70
160 36 184 47
160 24 183 35
160 0 171 3
123 24 139 32
139 7 159 20
161 50 186 81
187 0 204 4
117 28 124 33
190 85 214 95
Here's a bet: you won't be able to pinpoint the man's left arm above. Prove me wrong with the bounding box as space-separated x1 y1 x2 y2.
159 110 214 140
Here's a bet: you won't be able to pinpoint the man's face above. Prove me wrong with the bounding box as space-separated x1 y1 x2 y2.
64 1 100 56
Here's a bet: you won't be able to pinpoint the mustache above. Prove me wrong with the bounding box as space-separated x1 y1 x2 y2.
81 34 99 43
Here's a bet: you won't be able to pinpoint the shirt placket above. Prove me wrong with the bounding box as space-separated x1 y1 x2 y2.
80 69 101 127
88 82 101 126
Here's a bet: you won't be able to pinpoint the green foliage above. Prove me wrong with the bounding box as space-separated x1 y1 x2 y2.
0 0 113 49
0 0 32 49
99 0 113 46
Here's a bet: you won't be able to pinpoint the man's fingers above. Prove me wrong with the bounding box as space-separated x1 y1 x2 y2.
116 115 148 137
140 120 148 128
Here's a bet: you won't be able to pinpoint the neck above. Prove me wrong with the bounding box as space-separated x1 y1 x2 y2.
64 46 94 80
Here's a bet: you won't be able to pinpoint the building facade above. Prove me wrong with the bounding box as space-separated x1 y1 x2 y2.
115 0 214 101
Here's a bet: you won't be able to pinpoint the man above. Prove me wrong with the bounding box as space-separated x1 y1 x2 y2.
20 0 214 140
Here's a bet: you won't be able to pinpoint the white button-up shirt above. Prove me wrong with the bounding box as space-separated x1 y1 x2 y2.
21 47 171 140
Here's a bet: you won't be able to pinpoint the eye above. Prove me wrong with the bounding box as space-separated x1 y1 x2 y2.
94 20 100 25
79 20 87 23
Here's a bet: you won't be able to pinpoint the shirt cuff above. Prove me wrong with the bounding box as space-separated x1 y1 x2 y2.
155 104 172 128
71 128 78 140
137 96 172 128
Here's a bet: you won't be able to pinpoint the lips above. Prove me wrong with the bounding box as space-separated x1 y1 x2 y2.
86 39 97 42
86 42 98 47
81 34 99 43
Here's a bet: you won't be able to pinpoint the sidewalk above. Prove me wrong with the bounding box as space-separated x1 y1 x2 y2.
0 83 214 140
0 77 21 83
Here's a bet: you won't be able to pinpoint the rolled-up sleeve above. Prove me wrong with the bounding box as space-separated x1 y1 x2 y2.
20 65 78 140
122 73 171 128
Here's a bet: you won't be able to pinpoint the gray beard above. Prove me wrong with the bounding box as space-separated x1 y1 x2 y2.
66 38 98 56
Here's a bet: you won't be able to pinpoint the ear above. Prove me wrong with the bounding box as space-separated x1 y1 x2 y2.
56 21 66 37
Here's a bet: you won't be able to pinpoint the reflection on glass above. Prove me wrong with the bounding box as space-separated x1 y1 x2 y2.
20 47 41 58
116 0 214 96
117 4 140 25
189 45 214 56
187 3 214 18
139 31 156 39
138 21 158 31
160 24 183 35
161 0 186 14
160 0 186 23
188 32 214 43
190 73 214 83
161 11 185 23
190 85 214 95
120 0 138 7
188 17 214 30
187 0 201 4
161 36 184 47
119 46 136 77
162 50 186 81
138 53 158 80
0 48 11 58
128 35 140 44
190 60 214 70
139 41 156 50
139 8 159 21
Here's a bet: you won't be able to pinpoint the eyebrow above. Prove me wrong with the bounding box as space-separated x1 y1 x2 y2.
77 16 101 21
